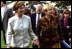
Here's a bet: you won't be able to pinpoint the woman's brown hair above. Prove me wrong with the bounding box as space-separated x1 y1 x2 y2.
62 9 71 18
13 1 25 13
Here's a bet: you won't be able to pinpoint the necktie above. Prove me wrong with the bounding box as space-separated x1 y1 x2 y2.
36 14 40 27
38 14 40 20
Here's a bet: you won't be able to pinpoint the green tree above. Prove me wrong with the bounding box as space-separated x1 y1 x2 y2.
51 1 71 10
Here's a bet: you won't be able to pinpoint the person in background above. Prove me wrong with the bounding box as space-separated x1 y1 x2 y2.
1 1 14 44
60 9 71 48
24 8 31 16
36 4 64 48
6 1 39 48
30 5 44 48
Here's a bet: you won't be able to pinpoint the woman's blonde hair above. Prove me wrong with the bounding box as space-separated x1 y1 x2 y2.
13 1 25 13
42 4 58 16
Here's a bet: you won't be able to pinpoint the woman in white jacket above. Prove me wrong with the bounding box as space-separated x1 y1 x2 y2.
6 1 39 48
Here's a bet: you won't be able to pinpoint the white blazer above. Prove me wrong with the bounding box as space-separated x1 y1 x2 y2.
6 15 38 48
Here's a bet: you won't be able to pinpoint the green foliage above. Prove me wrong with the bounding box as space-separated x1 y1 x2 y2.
51 1 71 10
1 31 5 48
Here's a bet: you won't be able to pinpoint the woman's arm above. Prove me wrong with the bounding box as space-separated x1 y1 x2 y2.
35 19 42 40
28 18 38 40
6 19 13 48
28 18 39 46
57 17 64 40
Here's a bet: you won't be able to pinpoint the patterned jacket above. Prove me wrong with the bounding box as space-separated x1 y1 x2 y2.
36 16 64 44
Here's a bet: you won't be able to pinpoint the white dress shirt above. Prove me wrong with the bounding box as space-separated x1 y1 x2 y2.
36 13 42 27
6 15 38 48
1 6 9 21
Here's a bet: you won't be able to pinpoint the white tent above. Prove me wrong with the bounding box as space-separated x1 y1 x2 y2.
7 2 15 8
67 6 71 11
7 1 29 8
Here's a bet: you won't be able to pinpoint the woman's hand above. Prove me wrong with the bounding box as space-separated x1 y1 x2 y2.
66 26 71 29
69 38 71 42
63 39 65 43
6 46 11 48
6 45 11 48
33 39 40 46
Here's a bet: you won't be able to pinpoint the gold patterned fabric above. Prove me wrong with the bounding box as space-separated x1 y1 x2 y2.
36 16 63 48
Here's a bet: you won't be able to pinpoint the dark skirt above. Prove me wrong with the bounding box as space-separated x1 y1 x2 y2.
39 39 59 48
40 42 59 48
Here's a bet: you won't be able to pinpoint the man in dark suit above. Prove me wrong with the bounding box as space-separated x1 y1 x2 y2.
1 1 14 44
30 5 44 48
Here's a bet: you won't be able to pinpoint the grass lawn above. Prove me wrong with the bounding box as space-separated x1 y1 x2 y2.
1 31 71 48
1 31 5 48
1 31 34 48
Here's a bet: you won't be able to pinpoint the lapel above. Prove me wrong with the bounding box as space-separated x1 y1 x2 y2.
3 6 9 21
62 19 64 27
63 19 64 26
34 13 36 25
41 13 43 17
41 13 44 17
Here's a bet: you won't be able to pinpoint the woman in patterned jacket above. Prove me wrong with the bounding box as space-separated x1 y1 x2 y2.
36 4 64 48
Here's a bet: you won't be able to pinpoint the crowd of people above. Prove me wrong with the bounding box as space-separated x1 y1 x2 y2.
1 1 71 48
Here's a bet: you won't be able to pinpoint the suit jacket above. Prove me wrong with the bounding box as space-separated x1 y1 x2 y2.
60 18 71 38
2 8 14 33
30 13 44 33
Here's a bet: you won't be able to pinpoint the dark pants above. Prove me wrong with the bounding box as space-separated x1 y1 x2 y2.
3 29 6 44
60 42 66 48
1 24 6 45
33 45 38 48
